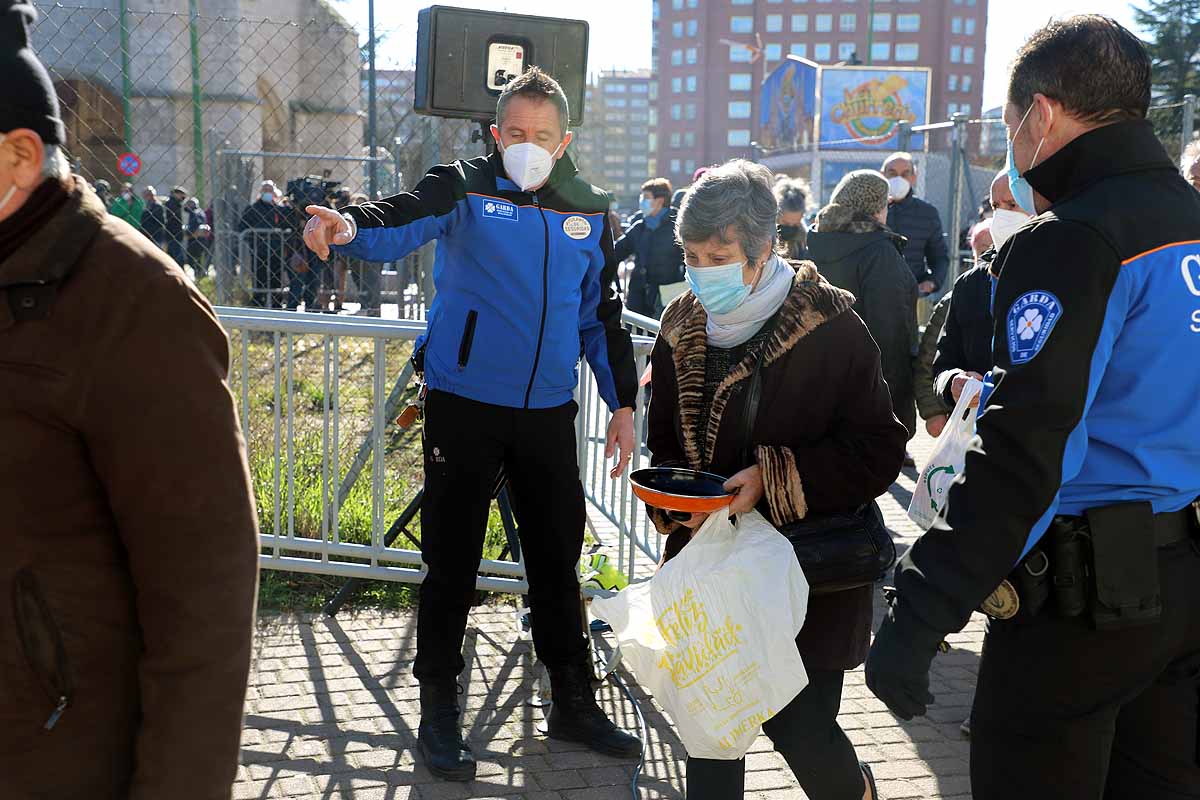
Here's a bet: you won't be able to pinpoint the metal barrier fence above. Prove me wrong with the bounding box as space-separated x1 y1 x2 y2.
216 306 661 594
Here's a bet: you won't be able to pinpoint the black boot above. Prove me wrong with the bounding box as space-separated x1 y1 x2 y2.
418 683 476 782
546 660 642 759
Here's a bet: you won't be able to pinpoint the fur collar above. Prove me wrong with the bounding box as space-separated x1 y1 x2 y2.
659 261 856 469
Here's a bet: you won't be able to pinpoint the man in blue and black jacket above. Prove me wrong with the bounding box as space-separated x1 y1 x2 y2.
867 16 1200 797
304 67 640 781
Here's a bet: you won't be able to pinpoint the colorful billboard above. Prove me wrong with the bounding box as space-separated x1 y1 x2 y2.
758 56 818 151
818 66 931 151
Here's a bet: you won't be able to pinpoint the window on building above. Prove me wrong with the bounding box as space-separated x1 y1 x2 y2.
649 82 658 100
632 82 649 93
731 16 753 33
649 107 658 124
730 45 753 62
686 103 697 119
948 102 958 116
965 18 976 35
896 13 919 31
688 0 698 7
964 46 975 64
672 0 682 8
671 104 681 120
671 77 682 93
895 43 918 61
728 101 752 119
727 129 750 146
767 14 783 31
948 74 958 91
816 13 833 31
670 158 681 173
730 73 752 91
814 42 832 60
765 43 783 61
687 19 698 36
840 13 856 30
604 83 627 92
670 132 681 147
950 45 962 63
608 98 627 107
871 42 890 61
838 42 855 60
648 132 656 151
686 75 697 92
652 0 659 21
792 14 809 31
671 49 683 65
790 42 808 57
967 0 976 6
684 159 696 173
962 74 972 92
684 131 695 147
961 103 971 115
732 0 752 4
672 21 683 37
873 12 891 30
686 47 698 63
951 16 962 34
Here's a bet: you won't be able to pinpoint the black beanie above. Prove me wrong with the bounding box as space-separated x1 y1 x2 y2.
0 0 65 145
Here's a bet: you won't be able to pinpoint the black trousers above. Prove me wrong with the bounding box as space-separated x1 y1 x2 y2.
971 539 1200 799
686 668 863 800
414 390 588 683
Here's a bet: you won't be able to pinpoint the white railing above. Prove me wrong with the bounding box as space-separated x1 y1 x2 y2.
215 306 661 595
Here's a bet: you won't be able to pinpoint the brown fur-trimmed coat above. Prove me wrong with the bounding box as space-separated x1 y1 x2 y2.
646 262 907 670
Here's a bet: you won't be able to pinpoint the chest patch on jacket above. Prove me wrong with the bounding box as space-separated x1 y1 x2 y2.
482 199 519 222
1006 290 1063 365
562 215 592 240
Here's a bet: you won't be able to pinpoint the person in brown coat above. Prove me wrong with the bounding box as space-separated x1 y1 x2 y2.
0 5 260 796
646 160 907 800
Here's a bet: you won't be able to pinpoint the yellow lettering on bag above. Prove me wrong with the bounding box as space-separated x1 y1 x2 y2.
654 587 745 689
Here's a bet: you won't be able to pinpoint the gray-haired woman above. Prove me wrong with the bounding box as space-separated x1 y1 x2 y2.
646 159 906 799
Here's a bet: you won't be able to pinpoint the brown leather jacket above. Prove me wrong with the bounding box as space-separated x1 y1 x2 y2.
0 177 259 799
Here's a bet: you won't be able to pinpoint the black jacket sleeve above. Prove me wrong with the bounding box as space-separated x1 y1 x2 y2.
932 290 971 409
915 292 952 420
924 206 950 290
612 220 642 263
894 218 1125 638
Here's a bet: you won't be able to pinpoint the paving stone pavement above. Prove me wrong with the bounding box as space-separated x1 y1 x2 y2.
236 428 984 799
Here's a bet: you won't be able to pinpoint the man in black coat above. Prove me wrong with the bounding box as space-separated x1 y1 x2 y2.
139 185 167 249
883 152 950 296
614 177 684 317
164 185 187 266
238 180 289 308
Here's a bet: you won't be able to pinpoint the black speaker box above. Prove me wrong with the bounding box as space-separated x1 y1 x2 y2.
414 5 589 127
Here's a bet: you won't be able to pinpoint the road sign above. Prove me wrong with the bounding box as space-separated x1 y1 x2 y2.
117 152 142 177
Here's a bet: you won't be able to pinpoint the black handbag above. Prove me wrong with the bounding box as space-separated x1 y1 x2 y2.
739 332 896 595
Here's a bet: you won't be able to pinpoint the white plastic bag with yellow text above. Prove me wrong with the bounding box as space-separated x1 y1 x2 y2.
591 510 809 759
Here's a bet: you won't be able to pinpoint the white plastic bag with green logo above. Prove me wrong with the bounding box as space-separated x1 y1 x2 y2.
909 378 983 530
591 510 809 760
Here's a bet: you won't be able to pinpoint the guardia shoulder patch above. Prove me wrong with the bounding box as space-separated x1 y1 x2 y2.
1006 290 1063 365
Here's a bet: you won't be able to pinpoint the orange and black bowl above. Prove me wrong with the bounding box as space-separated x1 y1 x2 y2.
629 467 734 514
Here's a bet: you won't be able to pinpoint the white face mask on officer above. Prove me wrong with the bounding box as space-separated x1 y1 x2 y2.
499 139 565 193
989 207 1032 250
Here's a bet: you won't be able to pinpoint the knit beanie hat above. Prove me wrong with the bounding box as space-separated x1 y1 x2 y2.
0 0 65 145
830 170 889 218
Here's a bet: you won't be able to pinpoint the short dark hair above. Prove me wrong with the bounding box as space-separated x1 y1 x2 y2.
1008 15 1151 124
773 177 810 214
496 66 569 135
641 177 672 200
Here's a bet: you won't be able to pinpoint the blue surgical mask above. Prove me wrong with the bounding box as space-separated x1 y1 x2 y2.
1005 102 1046 215
686 261 752 314
639 197 654 216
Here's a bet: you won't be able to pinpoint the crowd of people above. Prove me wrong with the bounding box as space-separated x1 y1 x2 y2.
4 2 1200 799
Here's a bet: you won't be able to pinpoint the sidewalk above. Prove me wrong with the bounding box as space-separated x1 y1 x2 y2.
235 429 982 799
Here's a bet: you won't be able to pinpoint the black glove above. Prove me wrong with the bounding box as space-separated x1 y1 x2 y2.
865 596 942 720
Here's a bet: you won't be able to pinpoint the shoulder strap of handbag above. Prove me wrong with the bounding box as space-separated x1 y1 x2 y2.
739 311 783 468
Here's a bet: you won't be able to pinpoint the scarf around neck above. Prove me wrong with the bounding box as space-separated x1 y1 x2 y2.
704 253 793 348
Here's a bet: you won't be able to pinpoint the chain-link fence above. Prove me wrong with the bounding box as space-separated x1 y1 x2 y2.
29 3 479 314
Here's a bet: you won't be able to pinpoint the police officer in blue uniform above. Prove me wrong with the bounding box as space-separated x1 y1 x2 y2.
303 67 641 781
865 16 1200 797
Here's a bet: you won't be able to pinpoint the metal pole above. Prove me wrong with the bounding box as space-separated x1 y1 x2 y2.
865 0 876 65
898 120 912 151
188 0 205 204
948 113 967 286
393 137 402 194
367 0 378 198
1183 94 1197 162
118 0 132 151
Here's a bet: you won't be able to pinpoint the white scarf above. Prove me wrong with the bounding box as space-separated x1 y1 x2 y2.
704 254 794 348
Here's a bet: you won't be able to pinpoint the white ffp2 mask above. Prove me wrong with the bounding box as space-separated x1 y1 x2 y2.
989 208 1032 250
501 141 561 192
887 176 912 201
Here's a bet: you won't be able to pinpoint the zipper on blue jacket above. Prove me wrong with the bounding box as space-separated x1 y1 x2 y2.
524 192 551 408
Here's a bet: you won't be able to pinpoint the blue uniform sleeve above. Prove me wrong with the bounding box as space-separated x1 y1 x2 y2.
333 163 466 263
894 218 1128 637
579 210 638 412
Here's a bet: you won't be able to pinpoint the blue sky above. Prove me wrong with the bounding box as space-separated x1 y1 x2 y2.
357 0 1143 112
